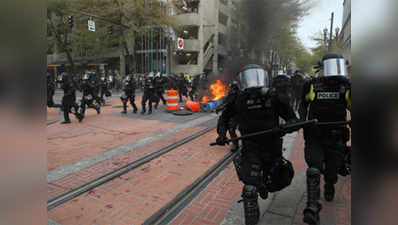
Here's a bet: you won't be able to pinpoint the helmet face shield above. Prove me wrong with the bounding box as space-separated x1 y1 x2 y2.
323 58 348 77
239 68 269 90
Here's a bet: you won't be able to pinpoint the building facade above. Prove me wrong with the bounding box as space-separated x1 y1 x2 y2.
169 0 237 76
340 0 351 64
47 0 238 77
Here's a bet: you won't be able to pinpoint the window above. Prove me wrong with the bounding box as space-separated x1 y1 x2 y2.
175 51 199 65
178 26 199 40
219 11 228 26
219 0 228 6
218 33 226 46
174 0 200 14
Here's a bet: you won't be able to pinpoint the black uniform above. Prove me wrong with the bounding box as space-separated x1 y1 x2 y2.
216 65 297 225
47 73 55 108
291 72 305 111
188 76 198 101
99 77 109 105
80 74 101 118
217 82 240 151
299 52 351 225
177 74 188 103
121 75 138 114
141 75 156 114
154 75 167 109
60 73 82 123
272 74 293 103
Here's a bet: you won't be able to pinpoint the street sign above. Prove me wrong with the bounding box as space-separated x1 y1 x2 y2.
177 38 184 50
88 20 96 32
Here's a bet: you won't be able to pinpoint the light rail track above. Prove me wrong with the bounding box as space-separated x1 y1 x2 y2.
47 123 217 211
142 151 237 225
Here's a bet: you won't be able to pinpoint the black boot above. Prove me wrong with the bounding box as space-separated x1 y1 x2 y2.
303 168 321 225
96 106 101 114
121 104 127 114
76 113 84 122
148 109 152 115
324 183 335 202
132 104 138 114
242 185 260 225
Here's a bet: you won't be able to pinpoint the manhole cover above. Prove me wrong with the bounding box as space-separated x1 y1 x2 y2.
112 105 123 108
173 110 193 116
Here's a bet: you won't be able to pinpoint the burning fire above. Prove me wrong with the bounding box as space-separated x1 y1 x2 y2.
200 80 227 103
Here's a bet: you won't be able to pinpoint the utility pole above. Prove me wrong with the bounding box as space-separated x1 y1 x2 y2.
328 12 334 51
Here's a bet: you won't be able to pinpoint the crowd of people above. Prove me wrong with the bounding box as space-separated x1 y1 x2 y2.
47 70 211 123
214 52 351 225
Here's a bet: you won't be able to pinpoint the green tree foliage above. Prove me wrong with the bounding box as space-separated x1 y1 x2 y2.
310 28 343 72
47 0 175 72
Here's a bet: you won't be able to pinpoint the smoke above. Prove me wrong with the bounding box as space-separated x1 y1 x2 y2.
220 0 309 82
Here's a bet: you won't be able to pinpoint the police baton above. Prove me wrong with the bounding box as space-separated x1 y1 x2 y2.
316 120 351 127
210 119 318 146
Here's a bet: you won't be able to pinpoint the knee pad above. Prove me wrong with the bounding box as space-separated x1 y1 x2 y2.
306 167 321 177
306 168 321 182
242 185 258 199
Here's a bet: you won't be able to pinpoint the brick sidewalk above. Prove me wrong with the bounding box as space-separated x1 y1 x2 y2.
47 107 60 121
168 130 351 225
47 98 177 170
290 131 351 225
48 125 206 200
170 164 243 225
48 130 229 225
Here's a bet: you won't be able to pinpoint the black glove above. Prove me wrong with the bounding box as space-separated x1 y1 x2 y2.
216 135 229 146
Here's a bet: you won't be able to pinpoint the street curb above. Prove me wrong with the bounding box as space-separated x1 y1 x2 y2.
260 172 306 225
46 108 62 126
219 132 298 225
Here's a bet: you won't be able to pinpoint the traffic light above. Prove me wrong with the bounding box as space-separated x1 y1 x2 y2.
67 16 74 28
108 26 113 35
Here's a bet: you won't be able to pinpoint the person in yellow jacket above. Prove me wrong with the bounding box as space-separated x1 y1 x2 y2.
299 52 351 225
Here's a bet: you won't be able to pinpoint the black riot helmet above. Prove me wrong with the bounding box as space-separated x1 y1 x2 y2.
125 74 132 82
321 52 348 77
82 72 91 81
58 72 68 82
238 64 269 91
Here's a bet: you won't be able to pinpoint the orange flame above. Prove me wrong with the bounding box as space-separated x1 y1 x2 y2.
200 80 227 103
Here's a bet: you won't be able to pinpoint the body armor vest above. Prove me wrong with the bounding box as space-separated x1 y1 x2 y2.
308 78 348 122
235 90 279 142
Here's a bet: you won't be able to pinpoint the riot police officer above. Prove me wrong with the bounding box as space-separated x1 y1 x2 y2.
99 76 109 106
177 73 188 103
141 72 156 115
80 72 101 119
47 72 55 108
291 70 305 111
215 65 298 225
154 72 167 109
272 73 293 105
189 75 201 101
58 72 83 124
217 81 241 152
299 52 351 225
121 74 138 114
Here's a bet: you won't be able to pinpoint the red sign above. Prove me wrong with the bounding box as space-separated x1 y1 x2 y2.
177 38 184 50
